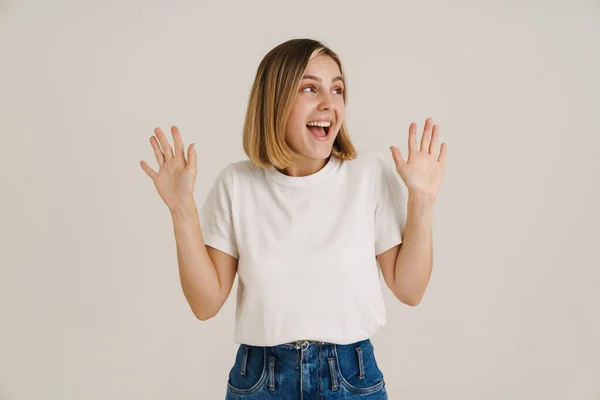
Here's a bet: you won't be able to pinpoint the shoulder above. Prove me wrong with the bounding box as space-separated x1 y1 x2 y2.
228 158 265 179
211 158 267 188
343 149 394 177
348 150 405 195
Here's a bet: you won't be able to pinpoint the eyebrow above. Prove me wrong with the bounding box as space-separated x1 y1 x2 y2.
301 75 345 85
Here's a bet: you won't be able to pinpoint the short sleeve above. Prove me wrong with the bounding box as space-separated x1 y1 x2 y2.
199 164 239 259
374 154 407 255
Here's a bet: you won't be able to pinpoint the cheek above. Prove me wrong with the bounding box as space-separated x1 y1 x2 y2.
287 102 308 124
284 115 306 141
336 103 346 125
288 103 312 128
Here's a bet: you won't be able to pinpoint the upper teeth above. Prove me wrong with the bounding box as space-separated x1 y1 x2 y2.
307 121 331 127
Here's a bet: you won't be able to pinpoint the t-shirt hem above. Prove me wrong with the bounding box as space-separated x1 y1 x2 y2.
375 236 403 256
233 320 387 347
202 231 239 259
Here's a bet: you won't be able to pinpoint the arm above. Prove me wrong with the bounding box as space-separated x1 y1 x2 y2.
140 126 238 321
170 200 238 320
377 193 434 306
379 117 447 306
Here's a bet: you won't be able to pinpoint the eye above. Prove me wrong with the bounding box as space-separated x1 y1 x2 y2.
301 86 344 95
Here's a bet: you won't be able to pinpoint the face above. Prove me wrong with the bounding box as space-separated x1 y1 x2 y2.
284 53 346 168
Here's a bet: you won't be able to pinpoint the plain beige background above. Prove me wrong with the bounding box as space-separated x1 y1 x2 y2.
1 0 599 399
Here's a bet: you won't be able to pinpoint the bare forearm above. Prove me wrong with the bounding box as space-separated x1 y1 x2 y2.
394 193 434 305
170 200 220 320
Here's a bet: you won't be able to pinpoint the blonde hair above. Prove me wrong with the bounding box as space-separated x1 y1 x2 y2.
242 38 357 169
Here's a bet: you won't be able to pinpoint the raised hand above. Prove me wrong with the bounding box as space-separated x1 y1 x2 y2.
140 126 197 211
389 118 447 200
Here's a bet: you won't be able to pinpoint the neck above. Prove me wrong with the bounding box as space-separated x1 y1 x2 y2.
278 155 331 177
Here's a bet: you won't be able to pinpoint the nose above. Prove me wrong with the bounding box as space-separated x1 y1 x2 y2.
318 91 335 111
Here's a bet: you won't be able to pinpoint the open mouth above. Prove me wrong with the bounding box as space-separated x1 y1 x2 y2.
306 123 331 139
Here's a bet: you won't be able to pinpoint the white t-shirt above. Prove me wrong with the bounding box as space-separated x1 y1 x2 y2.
199 150 407 346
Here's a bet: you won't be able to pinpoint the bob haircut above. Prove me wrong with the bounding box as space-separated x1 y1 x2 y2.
242 38 357 169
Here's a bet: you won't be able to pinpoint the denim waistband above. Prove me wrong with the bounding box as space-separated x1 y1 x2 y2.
280 339 331 349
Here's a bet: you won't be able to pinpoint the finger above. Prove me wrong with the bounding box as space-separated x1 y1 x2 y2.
186 143 197 171
140 160 157 179
150 136 165 166
438 142 448 165
408 122 418 154
171 125 185 160
420 118 433 152
154 127 174 160
390 146 405 169
429 124 440 156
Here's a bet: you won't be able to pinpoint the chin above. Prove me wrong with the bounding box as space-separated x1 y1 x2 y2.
305 147 333 160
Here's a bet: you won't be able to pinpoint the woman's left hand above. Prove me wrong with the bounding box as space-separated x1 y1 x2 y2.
390 118 447 200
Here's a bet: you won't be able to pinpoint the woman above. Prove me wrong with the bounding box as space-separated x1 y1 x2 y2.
140 38 447 399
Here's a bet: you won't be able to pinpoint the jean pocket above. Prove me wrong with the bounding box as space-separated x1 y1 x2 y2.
332 340 386 395
226 345 268 395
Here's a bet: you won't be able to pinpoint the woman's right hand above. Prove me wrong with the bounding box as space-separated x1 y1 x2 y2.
140 126 197 211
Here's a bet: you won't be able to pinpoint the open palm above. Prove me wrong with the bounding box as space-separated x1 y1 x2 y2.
140 126 197 211
390 118 447 200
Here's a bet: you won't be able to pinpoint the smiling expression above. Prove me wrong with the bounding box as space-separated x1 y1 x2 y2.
284 53 346 164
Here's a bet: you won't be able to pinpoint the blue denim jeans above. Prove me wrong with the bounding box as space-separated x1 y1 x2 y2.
225 338 388 399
